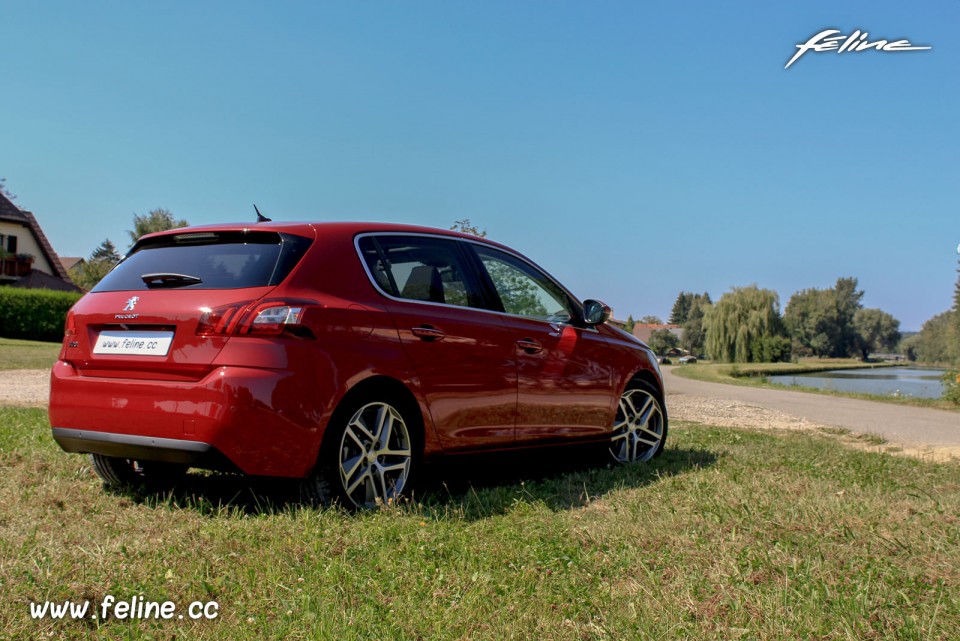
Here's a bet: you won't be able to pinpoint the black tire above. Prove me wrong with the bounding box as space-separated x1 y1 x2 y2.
302 391 420 509
609 380 668 464
89 454 187 490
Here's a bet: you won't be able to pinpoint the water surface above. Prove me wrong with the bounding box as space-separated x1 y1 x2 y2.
767 367 947 399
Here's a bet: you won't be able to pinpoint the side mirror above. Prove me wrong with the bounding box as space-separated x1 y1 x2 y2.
582 299 611 326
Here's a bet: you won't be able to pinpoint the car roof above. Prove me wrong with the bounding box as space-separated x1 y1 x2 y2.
138 221 515 252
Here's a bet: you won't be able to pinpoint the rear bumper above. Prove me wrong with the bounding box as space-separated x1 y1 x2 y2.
51 428 241 472
48 360 335 477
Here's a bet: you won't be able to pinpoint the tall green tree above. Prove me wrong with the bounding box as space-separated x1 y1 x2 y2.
784 277 864 358
639 315 663 324
128 208 188 247
705 285 790 363
669 292 693 325
901 311 957 364
623 315 636 334
853 308 901 360
69 239 122 291
681 294 712 356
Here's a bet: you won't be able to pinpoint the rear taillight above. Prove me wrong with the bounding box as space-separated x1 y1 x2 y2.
64 310 76 338
196 301 313 337
244 305 306 335
196 303 251 336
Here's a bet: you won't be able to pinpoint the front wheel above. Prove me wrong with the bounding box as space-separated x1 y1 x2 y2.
609 382 667 463
303 395 417 509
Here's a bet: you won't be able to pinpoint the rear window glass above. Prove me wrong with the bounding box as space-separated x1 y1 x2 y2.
93 231 312 292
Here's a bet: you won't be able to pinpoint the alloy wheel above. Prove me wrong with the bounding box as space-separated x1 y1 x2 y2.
338 401 412 508
610 388 664 463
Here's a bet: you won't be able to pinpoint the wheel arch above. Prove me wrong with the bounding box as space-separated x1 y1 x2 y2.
318 375 431 464
624 367 668 422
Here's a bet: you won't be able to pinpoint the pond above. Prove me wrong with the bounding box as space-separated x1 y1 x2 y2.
767 367 948 399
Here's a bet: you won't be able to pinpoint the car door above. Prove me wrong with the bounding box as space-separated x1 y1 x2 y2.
467 243 618 444
356 234 518 452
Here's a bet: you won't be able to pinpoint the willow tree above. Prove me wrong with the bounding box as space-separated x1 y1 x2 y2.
705 285 790 363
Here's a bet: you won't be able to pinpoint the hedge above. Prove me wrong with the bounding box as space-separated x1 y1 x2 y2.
0 287 83 343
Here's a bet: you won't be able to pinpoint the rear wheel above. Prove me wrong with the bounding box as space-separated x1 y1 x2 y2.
302 393 417 509
609 382 667 463
90 454 187 489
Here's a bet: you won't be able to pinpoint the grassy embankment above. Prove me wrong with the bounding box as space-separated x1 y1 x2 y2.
1 406 958 640
671 359 959 411
0 337 61 370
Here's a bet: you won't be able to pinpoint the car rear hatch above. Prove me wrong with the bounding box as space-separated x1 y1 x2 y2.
63 229 313 380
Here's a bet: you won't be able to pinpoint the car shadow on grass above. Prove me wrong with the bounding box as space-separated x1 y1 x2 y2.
115 444 717 518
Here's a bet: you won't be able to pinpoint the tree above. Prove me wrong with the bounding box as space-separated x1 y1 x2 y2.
647 328 680 355
0 177 15 200
952 257 960 364
639 315 663 324
669 293 693 325
450 218 487 238
784 277 864 358
902 311 957 364
69 239 122 291
623 315 636 334
128 208 188 247
784 287 838 357
853 308 901 360
681 294 712 356
704 285 790 363
833 277 864 357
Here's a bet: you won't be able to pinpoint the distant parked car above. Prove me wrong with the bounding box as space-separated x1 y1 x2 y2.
657 356 672 365
678 355 698 364
50 221 668 508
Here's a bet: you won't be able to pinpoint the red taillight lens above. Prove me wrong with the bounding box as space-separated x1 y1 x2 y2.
64 310 76 338
196 303 250 336
197 301 313 337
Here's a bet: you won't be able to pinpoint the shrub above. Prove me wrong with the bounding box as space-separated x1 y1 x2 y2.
943 370 960 406
0 288 82 342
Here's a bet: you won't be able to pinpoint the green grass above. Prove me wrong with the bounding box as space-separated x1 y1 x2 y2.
672 359 960 411
0 337 61 370
2 407 958 640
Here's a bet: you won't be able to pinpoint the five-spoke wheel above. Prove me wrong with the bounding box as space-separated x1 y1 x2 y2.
610 384 666 463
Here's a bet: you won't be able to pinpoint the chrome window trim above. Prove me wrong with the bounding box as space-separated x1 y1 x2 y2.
353 231 600 333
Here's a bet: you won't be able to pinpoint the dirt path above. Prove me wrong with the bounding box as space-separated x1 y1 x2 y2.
663 366 959 454
3 366 956 459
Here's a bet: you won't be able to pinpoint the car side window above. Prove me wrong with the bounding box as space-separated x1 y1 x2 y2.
357 236 485 309
472 246 574 323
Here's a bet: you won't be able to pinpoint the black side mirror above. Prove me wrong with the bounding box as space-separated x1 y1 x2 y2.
582 299 611 326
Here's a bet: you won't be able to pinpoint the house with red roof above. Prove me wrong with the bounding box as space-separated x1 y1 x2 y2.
0 191 79 292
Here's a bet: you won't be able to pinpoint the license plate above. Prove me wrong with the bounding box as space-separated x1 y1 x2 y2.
93 331 174 356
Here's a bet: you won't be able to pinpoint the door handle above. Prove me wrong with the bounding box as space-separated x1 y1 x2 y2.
516 338 543 354
411 326 445 342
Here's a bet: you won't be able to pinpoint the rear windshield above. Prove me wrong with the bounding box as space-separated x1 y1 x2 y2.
93 231 312 292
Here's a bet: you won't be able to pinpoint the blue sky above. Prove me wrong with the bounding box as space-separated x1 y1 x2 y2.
2 1 956 330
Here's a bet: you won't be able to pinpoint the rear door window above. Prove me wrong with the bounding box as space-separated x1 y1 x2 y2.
357 235 485 309
93 231 312 292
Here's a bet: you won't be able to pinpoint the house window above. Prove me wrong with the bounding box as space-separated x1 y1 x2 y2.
0 234 16 254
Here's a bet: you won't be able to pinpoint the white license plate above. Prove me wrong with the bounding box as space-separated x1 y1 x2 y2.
93 331 174 356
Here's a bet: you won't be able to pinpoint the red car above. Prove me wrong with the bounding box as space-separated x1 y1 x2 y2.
50 222 667 508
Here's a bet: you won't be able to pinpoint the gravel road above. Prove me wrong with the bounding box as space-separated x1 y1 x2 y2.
3 366 956 459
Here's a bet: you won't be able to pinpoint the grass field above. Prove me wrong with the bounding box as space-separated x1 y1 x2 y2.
0 337 61 370
2 407 958 640
671 359 959 411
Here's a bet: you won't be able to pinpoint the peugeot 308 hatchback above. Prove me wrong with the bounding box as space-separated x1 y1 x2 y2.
50 222 667 508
